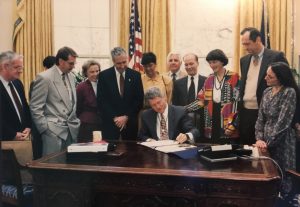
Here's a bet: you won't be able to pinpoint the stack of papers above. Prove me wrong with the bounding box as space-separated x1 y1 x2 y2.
139 140 196 153
67 141 108 153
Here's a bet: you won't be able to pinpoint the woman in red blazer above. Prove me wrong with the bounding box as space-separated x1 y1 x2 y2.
76 60 102 142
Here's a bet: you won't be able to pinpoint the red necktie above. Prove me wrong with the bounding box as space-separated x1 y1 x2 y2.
119 72 124 97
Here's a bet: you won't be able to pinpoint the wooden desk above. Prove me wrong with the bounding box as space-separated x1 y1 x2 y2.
28 142 280 207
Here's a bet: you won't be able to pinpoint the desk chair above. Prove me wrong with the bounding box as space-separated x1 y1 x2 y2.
1 149 33 207
285 170 300 207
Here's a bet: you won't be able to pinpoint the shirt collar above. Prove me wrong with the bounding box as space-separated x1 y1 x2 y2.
160 104 168 118
256 47 264 59
169 70 180 76
0 75 9 87
56 65 65 76
114 67 126 76
187 74 198 79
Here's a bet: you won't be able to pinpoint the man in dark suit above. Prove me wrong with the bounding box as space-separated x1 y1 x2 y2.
239 27 288 145
97 47 144 140
172 53 206 106
172 53 206 137
165 52 187 81
0 51 31 141
139 87 199 143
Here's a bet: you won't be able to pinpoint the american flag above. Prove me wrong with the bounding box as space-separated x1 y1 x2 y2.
260 0 270 49
128 0 143 72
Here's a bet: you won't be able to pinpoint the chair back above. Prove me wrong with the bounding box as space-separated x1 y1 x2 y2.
1 148 33 207
1 148 24 206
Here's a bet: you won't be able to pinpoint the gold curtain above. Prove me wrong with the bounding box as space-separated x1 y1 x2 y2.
119 0 171 74
234 0 292 74
13 0 53 97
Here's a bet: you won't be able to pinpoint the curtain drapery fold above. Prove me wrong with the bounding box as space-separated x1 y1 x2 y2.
119 0 171 74
13 0 53 97
234 0 292 74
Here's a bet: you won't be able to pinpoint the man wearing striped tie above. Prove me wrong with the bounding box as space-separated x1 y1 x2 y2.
138 87 199 143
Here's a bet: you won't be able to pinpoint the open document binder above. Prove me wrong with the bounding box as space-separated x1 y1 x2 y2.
139 140 198 159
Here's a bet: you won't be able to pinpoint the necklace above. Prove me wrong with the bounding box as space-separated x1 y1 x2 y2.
214 69 227 90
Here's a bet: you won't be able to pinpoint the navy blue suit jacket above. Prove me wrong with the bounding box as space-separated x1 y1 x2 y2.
0 79 31 140
138 105 200 141
97 67 144 140
172 75 206 106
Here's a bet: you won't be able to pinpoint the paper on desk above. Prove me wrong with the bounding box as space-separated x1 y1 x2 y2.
139 140 178 148
155 144 197 153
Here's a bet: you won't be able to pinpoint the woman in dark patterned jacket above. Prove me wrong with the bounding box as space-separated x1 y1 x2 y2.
255 62 299 194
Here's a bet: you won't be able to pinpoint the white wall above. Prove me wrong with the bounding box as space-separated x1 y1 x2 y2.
53 0 115 73
0 0 299 75
171 0 236 76
0 0 14 51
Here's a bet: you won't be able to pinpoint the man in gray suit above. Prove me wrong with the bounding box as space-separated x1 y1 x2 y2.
239 27 288 145
30 47 80 155
138 87 199 143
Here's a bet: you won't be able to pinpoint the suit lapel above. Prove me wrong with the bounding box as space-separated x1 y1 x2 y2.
181 77 188 102
168 106 175 139
258 49 270 86
240 55 252 94
123 68 131 97
0 80 21 124
243 56 252 78
52 68 72 110
197 75 203 92
149 110 158 139
110 68 121 98
69 73 76 106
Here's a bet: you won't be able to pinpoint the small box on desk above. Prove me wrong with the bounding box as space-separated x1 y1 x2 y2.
198 144 252 162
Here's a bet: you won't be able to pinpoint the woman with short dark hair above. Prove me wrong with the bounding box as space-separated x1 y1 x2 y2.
76 60 102 142
186 49 240 143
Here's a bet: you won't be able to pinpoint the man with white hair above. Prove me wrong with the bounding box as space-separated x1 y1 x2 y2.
165 52 187 82
97 47 144 140
0 51 31 141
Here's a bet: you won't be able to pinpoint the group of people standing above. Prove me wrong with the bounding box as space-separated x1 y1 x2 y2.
0 27 299 195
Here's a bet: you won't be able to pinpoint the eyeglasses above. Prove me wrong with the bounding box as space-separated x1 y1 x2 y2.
13 66 23 71
66 61 76 66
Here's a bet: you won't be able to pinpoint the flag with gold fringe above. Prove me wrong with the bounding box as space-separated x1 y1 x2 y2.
12 0 26 47
128 0 143 72
260 0 270 49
